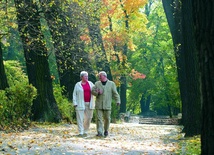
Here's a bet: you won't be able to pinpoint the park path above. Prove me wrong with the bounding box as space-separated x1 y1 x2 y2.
0 122 184 155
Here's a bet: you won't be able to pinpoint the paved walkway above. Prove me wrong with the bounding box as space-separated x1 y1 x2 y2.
0 122 183 155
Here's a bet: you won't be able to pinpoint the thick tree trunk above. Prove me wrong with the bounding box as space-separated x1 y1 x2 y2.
163 0 201 136
162 0 189 131
181 0 201 136
40 0 77 100
14 0 62 122
0 42 9 90
192 0 214 154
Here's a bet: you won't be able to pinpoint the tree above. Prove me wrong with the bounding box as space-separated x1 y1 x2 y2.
127 0 180 116
84 1 113 80
181 0 201 136
99 0 147 113
0 0 11 90
192 0 214 154
162 0 186 119
162 0 201 136
0 42 9 90
14 0 62 122
40 0 96 100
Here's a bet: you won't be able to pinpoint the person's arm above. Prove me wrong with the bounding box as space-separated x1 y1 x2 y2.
112 82 120 105
91 84 99 96
72 84 78 107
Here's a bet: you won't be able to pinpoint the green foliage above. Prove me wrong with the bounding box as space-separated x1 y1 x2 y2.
53 84 74 123
0 84 37 131
177 135 201 155
0 1 24 62
0 61 37 131
127 0 181 116
111 101 120 123
4 60 28 85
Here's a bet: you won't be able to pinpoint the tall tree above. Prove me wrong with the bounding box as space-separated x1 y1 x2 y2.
162 0 201 136
192 0 214 154
14 0 62 122
162 0 186 121
124 0 181 115
0 42 9 90
0 0 11 90
85 1 113 80
40 0 96 100
100 0 147 113
118 0 129 113
181 0 201 136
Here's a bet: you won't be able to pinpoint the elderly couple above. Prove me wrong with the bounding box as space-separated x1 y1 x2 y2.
72 71 121 137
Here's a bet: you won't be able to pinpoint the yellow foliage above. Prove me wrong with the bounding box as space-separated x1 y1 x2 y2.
122 0 148 15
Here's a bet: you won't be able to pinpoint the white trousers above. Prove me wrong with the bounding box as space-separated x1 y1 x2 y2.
76 102 93 134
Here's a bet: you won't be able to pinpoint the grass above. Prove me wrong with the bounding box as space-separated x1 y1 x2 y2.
177 135 201 155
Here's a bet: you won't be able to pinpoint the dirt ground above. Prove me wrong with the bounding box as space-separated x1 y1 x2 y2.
0 122 184 155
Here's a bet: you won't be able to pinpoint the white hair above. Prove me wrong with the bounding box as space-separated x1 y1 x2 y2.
80 71 88 77
98 71 107 77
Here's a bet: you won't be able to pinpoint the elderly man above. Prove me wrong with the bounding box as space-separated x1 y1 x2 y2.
92 71 120 137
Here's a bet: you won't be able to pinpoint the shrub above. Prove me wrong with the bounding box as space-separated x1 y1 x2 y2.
111 101 120 123
0 84 37 131
53 84 74 123
0 61 37 131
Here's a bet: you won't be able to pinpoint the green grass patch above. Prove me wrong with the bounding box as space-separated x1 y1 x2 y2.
176 135 201 155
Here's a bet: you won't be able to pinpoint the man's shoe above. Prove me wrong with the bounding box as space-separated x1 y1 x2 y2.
96 133 103 137
83 133 87 137
76 134 84 137
104 131 108 137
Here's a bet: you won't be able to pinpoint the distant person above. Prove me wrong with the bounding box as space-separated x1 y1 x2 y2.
73 71 95 137
92 71 120 137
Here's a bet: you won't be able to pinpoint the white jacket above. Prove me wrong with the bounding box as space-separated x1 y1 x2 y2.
72 81 95 110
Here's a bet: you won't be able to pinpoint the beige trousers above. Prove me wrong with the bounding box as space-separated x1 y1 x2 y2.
76 102 93 134
96 109 111 135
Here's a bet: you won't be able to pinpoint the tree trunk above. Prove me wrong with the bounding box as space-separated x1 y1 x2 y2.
0 42 9 90
118 2 130 113
140 92 151 114
162 0 189 130
14 0 62 122
40 0 78 100
192 0 214 154
181 0 201 136
163 0 201 136
120 76 127 113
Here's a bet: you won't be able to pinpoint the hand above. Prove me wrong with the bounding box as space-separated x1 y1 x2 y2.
117 103 120 106
97 88 103 95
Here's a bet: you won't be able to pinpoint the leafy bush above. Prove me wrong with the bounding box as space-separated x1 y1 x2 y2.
53 84 74 123
111 101 120 123
0 61 37 131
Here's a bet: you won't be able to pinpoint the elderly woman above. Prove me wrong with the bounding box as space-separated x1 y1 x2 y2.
73 71 95 137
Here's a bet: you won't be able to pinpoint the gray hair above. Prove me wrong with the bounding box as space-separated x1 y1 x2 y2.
80 71 88 77
98 71 107 77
